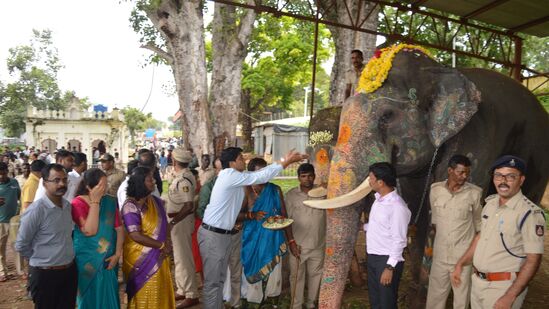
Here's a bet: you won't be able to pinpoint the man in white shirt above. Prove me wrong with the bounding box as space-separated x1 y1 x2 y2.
69 152 87 178
366 162 411 309
117 159 160 209
33 150 79 202
198 147 307 309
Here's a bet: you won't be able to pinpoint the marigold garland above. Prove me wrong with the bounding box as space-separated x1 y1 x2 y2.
356 44 432 94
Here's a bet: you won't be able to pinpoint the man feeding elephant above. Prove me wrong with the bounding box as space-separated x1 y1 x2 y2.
426 154 482 309
451 155 545 309
365 162 411 309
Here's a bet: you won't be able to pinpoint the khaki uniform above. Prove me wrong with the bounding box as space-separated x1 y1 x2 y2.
285 186 326 309
167 168 198 298
345 64 364 95
471 192 545 309
198 167 215 186
104 168 125 198
427 181 482 309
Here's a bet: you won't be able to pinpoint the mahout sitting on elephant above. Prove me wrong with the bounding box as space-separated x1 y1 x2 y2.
305 44 549 308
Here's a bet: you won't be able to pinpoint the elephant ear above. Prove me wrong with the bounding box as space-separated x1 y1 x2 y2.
427 68 481 147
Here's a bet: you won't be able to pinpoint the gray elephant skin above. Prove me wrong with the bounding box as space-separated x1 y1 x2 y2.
309 49 549 308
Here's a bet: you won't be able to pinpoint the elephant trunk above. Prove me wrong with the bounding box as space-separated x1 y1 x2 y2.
318 205 363 308
315 96 389 308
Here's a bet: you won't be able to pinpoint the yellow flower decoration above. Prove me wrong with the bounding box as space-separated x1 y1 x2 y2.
356 44 432 94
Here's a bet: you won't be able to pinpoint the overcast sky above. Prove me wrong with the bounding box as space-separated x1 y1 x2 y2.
0 0 179 122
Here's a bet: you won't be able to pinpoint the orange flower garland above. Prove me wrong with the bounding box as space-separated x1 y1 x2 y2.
356 44 431 94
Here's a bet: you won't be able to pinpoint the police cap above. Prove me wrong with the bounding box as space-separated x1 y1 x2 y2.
491 155 526 174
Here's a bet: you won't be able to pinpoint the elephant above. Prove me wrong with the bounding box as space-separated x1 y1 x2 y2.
306 47 549 308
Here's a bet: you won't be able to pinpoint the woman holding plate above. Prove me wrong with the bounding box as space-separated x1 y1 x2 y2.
241 158 299 307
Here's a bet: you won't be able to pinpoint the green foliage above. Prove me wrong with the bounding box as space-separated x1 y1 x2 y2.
129 1 169 65
270 178 299 194
121 106 162 145
538 95 549 112
523 36 549 73
380 7 549 74
0 29 68 137
241 15 332 117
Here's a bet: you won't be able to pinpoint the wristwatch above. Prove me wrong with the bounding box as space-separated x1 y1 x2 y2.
385 264 394 271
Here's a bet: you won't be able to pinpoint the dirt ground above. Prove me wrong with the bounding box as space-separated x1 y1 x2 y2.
0 233 547 309
1 186 548 309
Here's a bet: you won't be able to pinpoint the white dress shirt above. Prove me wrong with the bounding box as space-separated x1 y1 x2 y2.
203 163 283 231
366 190 411 267
33 171 81 203
117 176 160 210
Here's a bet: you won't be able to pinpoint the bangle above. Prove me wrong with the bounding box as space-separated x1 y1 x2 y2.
288 239 296 245
159 243 165 250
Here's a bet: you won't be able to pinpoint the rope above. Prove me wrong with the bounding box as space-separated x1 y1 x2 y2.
413 147 439 225
140 65 155 112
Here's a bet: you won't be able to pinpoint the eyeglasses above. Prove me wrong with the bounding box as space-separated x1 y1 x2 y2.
44 177 68 184
493 173 519 182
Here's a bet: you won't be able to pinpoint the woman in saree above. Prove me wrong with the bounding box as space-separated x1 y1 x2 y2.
122 166 175 309
241 158 297 306
71 168 123 309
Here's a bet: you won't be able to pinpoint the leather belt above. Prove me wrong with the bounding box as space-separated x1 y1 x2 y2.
201 223 239 235
36 261 74 270
473 267 517 281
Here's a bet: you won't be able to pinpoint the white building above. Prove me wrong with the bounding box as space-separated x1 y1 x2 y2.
25 97 130 163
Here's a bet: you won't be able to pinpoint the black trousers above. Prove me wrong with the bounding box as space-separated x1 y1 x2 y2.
28 262 77 309
367 254 404 309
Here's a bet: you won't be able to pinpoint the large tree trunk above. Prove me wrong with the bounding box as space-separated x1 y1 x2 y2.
240 89 253 152
142 0 213 155
209 1 257 150
319 1 379 106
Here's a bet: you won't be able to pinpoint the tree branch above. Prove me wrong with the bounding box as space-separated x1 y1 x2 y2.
140 43 174 65
236 0 258 48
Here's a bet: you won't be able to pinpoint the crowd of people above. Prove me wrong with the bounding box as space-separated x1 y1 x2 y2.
0 137 545 309
0 145 324 309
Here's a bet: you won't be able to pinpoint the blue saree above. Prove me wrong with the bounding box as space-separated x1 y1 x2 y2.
242 183 287 283
72 195 120 309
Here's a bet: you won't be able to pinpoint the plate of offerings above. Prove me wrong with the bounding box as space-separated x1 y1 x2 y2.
262 216 293 230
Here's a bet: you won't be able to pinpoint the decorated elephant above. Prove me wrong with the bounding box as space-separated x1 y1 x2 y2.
306 44 549 308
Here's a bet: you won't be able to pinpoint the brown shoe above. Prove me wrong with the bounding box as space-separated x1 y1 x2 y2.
177 298 199 308
175 294 186 301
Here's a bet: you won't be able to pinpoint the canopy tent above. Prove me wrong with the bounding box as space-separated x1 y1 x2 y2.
211 0 548 115
405 0 548 37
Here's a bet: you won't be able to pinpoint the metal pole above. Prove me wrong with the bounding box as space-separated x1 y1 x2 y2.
512 36 523 81
303 87 310 117
452 37 456 68
310 8 320 120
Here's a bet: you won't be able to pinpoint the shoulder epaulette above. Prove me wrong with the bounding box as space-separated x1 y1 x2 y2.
485 194 497 202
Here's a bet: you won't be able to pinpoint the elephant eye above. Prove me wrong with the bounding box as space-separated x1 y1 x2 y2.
380 110 394 123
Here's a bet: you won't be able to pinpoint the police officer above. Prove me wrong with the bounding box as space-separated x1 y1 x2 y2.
167 148 199 308
100 153 125 198
451 155 545 309
427 154 482 309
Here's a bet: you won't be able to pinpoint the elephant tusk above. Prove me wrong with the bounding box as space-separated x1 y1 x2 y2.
304 177 372 209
